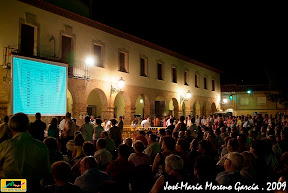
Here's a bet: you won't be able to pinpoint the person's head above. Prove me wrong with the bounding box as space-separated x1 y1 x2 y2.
96 138 106 150
224 152 245 171
119 116 122 120
165 154 184 175
194 155 216 181
176 138 189 152
101 131 109 138
74 133 84 146
166 129 172 136
139 130 146 136
133 140 145 153
85 116 90 123
118 144 130 158
65 112 71 119
180 116 185 122
190 139 199 151
148 134 157 144
250 139 266 157
35 112 41 120
111 119 117 126
162 136 176 151
198 140 212 155
95 118 102 126
51 161 71 183
82 141 95 156
3 115 9 123
172 131 178 139
267 135 277 145
50 117 58 127
227 138 239 153
44 137 58 150
280 152 288 171
159 128 166 136
9 113 29 133
124 138 133 147
178 131 185 138
242 151 255 168
185 130 191 137
80 156 97 174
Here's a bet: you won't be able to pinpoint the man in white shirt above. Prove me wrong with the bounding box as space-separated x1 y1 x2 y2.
141 118 150 130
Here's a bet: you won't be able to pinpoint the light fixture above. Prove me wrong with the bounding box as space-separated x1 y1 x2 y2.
247 90 252 94
140 99 144 104
110 77 125 96
85 56 95 66
223 98 228 104
118 77 125 89
180 90 192 104
186 90 192 99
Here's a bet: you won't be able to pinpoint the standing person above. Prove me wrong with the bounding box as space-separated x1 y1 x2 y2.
93 118 104 147
174 116 187 132
29 112 46 142
80 116 93 142
61 112 76 153
117 116 124 134
0 113 50 193
141 117 151 130
48 117 59 139
186 115 192 128
0 115 12 143
109 119 122 148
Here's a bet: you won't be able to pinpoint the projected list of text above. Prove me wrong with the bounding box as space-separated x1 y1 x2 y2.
13 57 67 115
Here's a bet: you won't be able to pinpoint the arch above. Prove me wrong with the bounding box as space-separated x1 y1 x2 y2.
114 91 132 124
135 94 150 119
168 98 179 119
182 102 186 117
211 102 217 114
87 88 108 118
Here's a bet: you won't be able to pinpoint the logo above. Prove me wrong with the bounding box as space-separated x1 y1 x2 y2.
1 179 27 192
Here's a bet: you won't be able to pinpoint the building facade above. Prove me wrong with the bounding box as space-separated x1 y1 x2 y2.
221 84 287 116
0 0 221 125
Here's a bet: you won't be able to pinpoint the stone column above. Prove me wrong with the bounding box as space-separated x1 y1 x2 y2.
72 102 88 126
101 106 115 120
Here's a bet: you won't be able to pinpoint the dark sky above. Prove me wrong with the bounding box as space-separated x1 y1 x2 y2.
85 2 286 85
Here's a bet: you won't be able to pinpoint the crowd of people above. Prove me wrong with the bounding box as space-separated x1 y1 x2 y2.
0 112 288 193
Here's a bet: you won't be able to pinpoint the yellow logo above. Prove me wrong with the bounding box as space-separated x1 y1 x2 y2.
1 179 27 192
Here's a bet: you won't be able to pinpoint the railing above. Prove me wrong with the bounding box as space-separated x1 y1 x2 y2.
13 50 90 80
122 126 166 139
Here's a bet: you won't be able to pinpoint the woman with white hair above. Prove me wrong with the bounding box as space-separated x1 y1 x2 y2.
150 154 185 193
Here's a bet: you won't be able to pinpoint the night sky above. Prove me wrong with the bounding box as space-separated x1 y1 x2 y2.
83 2 286 85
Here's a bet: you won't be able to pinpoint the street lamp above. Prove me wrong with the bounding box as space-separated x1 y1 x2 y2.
85 56 95 66
180 90 192 104
110 77 125 96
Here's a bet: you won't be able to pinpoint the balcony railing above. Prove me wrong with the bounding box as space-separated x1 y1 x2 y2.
12 49 90 80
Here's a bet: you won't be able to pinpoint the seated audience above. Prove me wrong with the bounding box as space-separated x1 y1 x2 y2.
128 140 151 167
150 154 185 193
74 156 111 193
43 161 81 193
0 113 50 193
94 138 112 171
216 152 246 185
144 133 161 161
